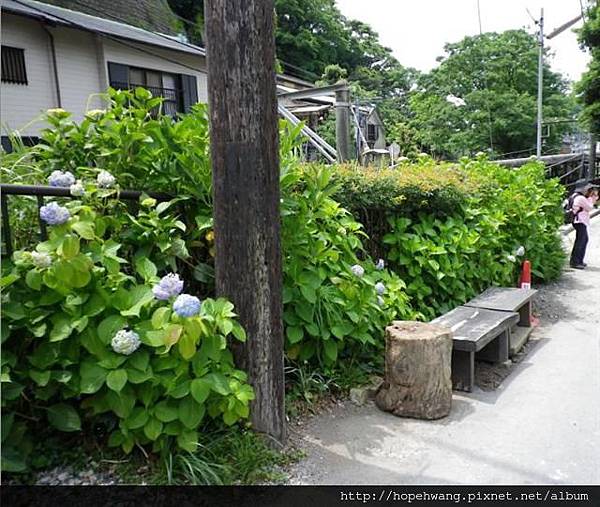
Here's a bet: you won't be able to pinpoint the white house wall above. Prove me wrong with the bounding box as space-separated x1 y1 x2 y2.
1 14 56 136
1 13 209 138
51 25 104 123
101 39 208 103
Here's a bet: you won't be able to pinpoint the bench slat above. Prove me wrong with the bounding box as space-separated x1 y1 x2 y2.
464 287 537 313
431 306 519 352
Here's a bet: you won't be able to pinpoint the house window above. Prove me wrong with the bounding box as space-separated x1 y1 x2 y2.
1 46 28 85
367 124 378 142
108 62 184 117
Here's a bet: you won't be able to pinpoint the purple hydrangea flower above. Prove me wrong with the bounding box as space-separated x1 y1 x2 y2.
111 329 141 355
48 170 75 188
152 273 184 300
375 259 385 270
375 282 386 295
351 264 364 278
173 294 201 318
40 202 70 225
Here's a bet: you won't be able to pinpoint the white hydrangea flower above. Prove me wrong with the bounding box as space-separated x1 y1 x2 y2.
515 246 525 257
375 282 386 295
97 170 116 188
350 264 364 277
507 255 516 263
69 180 85 197
111 329 141 355
46 108 67 116
375 259 385 270
31 251 52 269
85 109 105 118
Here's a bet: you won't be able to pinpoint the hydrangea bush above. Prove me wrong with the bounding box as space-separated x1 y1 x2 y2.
1 177 252 472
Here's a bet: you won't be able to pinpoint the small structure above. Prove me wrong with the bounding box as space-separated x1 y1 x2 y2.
376 321 453 420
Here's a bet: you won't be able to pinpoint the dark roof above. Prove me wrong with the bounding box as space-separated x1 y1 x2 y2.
2 0 205 56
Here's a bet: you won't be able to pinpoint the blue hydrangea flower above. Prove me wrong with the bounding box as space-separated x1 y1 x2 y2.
40 202 70 225
48 170 75 188
351 264 364 277
375 282 386 295
152 273 184 300
375 259 385 270
173 294 201 318
31 251 52 269
111 329 141 355
97 170 116 188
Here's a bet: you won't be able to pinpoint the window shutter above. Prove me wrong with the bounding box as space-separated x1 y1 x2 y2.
107 62 129 88
180 74 198 113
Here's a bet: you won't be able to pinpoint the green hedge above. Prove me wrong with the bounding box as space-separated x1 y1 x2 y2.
1 89 566 473
326 157 565 317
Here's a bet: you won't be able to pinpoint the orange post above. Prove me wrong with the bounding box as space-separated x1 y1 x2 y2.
519 260 532 290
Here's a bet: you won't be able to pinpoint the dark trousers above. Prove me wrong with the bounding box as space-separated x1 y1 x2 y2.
570 223 589 266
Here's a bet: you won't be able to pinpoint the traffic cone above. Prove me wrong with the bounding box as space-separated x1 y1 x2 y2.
519 260 532 290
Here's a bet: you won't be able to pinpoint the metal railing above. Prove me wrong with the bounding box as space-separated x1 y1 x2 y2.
0 184 169 258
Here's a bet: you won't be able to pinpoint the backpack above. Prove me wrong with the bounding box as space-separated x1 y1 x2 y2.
563 192 583 224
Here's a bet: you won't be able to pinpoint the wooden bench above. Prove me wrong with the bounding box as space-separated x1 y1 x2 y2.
464 287 537 356
431 305 519 392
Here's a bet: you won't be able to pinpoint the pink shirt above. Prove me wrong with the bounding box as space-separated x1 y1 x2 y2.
573 195 597 227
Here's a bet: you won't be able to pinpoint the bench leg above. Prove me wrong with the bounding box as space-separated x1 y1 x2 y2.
518 302 532 327
476 330 509 363
452 349 474 392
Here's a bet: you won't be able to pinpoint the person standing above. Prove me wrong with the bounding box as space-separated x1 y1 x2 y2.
570 182 599 269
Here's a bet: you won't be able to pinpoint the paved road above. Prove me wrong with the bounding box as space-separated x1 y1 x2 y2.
289 220 600 485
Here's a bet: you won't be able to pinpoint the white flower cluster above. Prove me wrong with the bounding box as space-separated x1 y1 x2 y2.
111 329 141 355
31 251 52 269
97 170 116 188
70 180 85 197
351 264 365 277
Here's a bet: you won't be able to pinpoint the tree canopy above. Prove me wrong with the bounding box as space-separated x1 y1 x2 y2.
166 0 577 160
408 30 575 159
577 1 600 134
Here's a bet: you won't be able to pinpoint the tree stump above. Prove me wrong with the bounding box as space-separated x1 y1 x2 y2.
376 321 453 420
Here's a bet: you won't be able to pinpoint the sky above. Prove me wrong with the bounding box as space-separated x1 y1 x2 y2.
335 0 591 83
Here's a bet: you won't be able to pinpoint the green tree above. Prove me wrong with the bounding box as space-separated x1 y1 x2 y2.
409 30 575 159
577 1 600 133
166 0 204 44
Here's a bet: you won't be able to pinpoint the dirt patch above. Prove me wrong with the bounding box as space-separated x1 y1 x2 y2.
474 336 540 391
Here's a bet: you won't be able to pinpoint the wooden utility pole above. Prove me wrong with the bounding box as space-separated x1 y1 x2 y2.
335 81 351 162
204 0 286 445
589 133 597 180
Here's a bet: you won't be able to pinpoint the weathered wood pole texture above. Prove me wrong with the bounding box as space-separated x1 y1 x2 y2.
376 321 452 420
335 82 351 162
204 0 285 444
